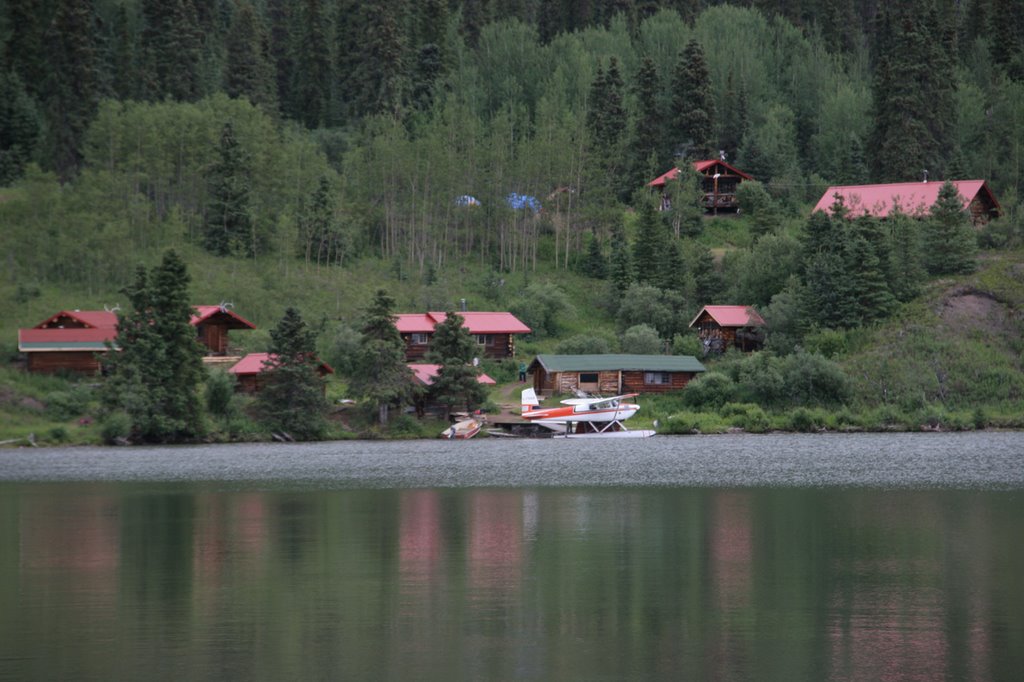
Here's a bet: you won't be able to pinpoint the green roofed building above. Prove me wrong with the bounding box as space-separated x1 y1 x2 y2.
527 354 706 396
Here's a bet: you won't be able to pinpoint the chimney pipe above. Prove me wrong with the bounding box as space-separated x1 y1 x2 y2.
922 169 929 183
460 298 467 312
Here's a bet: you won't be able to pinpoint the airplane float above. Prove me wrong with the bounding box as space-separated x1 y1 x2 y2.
520 388 656 438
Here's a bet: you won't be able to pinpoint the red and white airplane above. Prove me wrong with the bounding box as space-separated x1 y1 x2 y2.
520 388 655 438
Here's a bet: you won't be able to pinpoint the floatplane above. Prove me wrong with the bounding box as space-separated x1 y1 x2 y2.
520 388 656 438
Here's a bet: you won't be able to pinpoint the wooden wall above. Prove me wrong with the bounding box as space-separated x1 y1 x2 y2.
534 368 699 395
26 352 103 374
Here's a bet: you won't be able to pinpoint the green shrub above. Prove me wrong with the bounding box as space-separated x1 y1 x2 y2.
682 372 736 409
100 411 131 444
44 386 92 421
48 426 69 443
787 407 825 432
205 370 237 418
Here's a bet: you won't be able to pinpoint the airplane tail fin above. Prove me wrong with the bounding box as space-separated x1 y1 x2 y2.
521 388 540 413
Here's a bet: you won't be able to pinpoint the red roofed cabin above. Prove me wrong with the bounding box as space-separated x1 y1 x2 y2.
18 305 257 374
17 310 118 374
812 180 1001 226
191 305 257 356
228 352 334 394
689 305 767 354
394 312 531 361
648 160 753 213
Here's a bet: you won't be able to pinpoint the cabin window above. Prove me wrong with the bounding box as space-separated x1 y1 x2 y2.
644 372 671 385
579 373 599 384
411 333 429 345
476 334 493 345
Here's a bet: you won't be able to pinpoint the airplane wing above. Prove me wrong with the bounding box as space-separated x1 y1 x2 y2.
559 393 639 407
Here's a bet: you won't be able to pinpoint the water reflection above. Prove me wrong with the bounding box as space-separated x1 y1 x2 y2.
2 484 1022 680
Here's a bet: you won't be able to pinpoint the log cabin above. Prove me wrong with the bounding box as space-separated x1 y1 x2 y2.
812 180 1001 226
395 312 531 361
17 310 118 374
689 305 767 354
527 354 706 397
228 352 334 394
19 305 257 374
648 159 754 213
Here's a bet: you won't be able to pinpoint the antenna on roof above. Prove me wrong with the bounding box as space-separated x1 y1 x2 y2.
719 150 726 161
922 169 928 182
219 301 233 312
103 304 120 313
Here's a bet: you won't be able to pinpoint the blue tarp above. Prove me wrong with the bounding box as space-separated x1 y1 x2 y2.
506 193 541 213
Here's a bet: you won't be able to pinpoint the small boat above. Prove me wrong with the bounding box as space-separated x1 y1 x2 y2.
442 418 482 439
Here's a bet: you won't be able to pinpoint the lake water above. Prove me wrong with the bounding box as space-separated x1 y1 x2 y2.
1 433 1022 680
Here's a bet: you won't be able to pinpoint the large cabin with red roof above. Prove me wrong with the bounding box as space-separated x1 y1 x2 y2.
394 312 531 361
689 305 767 354
648 160 753 213
813 180 1001 226
17 310 119 374
18 305 257 374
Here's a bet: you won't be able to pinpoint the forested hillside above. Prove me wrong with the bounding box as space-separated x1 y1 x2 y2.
2 0 1024 438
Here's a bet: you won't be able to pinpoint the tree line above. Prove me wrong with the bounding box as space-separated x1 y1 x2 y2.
2 1 1023 354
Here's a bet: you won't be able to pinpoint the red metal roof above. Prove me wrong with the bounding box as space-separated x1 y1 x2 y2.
33 310 118 329
647 160 754 188
190 305 257 329
408 363 496 386
394 312 531 334
228 352 333 376
689 305 766 329
18 327 116 351
812 180 1001 219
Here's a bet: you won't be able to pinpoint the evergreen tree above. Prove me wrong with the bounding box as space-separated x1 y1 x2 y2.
633 199 670 286
267 0 295 114
224 0 278 113
924 181 978 275
292 0 332 127
990 0 1024 79
101 251 206 443
204 122 253 257
887 210 926 302
869 2 957 182
718 71 748 163
585 57 627 201
349 289 413 425
689 241 723 304
3 0 49 100
609 222 634 295
108 3 138 100
629 56 665 188
43 0 101 180
670 39 716 159
347 0 407 119
846 216 896 323
460 0 491 48
298 175 348 268
411 43 443 112
582 230 608 279
255 307 329 440
425 312 487 418
0 70 42 184
140 0 203 101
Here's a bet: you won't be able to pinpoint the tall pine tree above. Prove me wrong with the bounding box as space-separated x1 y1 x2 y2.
224 0 278 113
924 181 978 275
101 251 206 443
425 312 487 419
349 289 413 425
255 307 329 440
43 0 101 180
670 39 716 160
204 122 253 257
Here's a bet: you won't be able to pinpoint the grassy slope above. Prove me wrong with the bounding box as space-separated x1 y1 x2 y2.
2 234 1022 444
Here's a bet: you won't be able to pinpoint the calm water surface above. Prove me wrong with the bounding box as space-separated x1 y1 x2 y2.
1 433 1022 680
